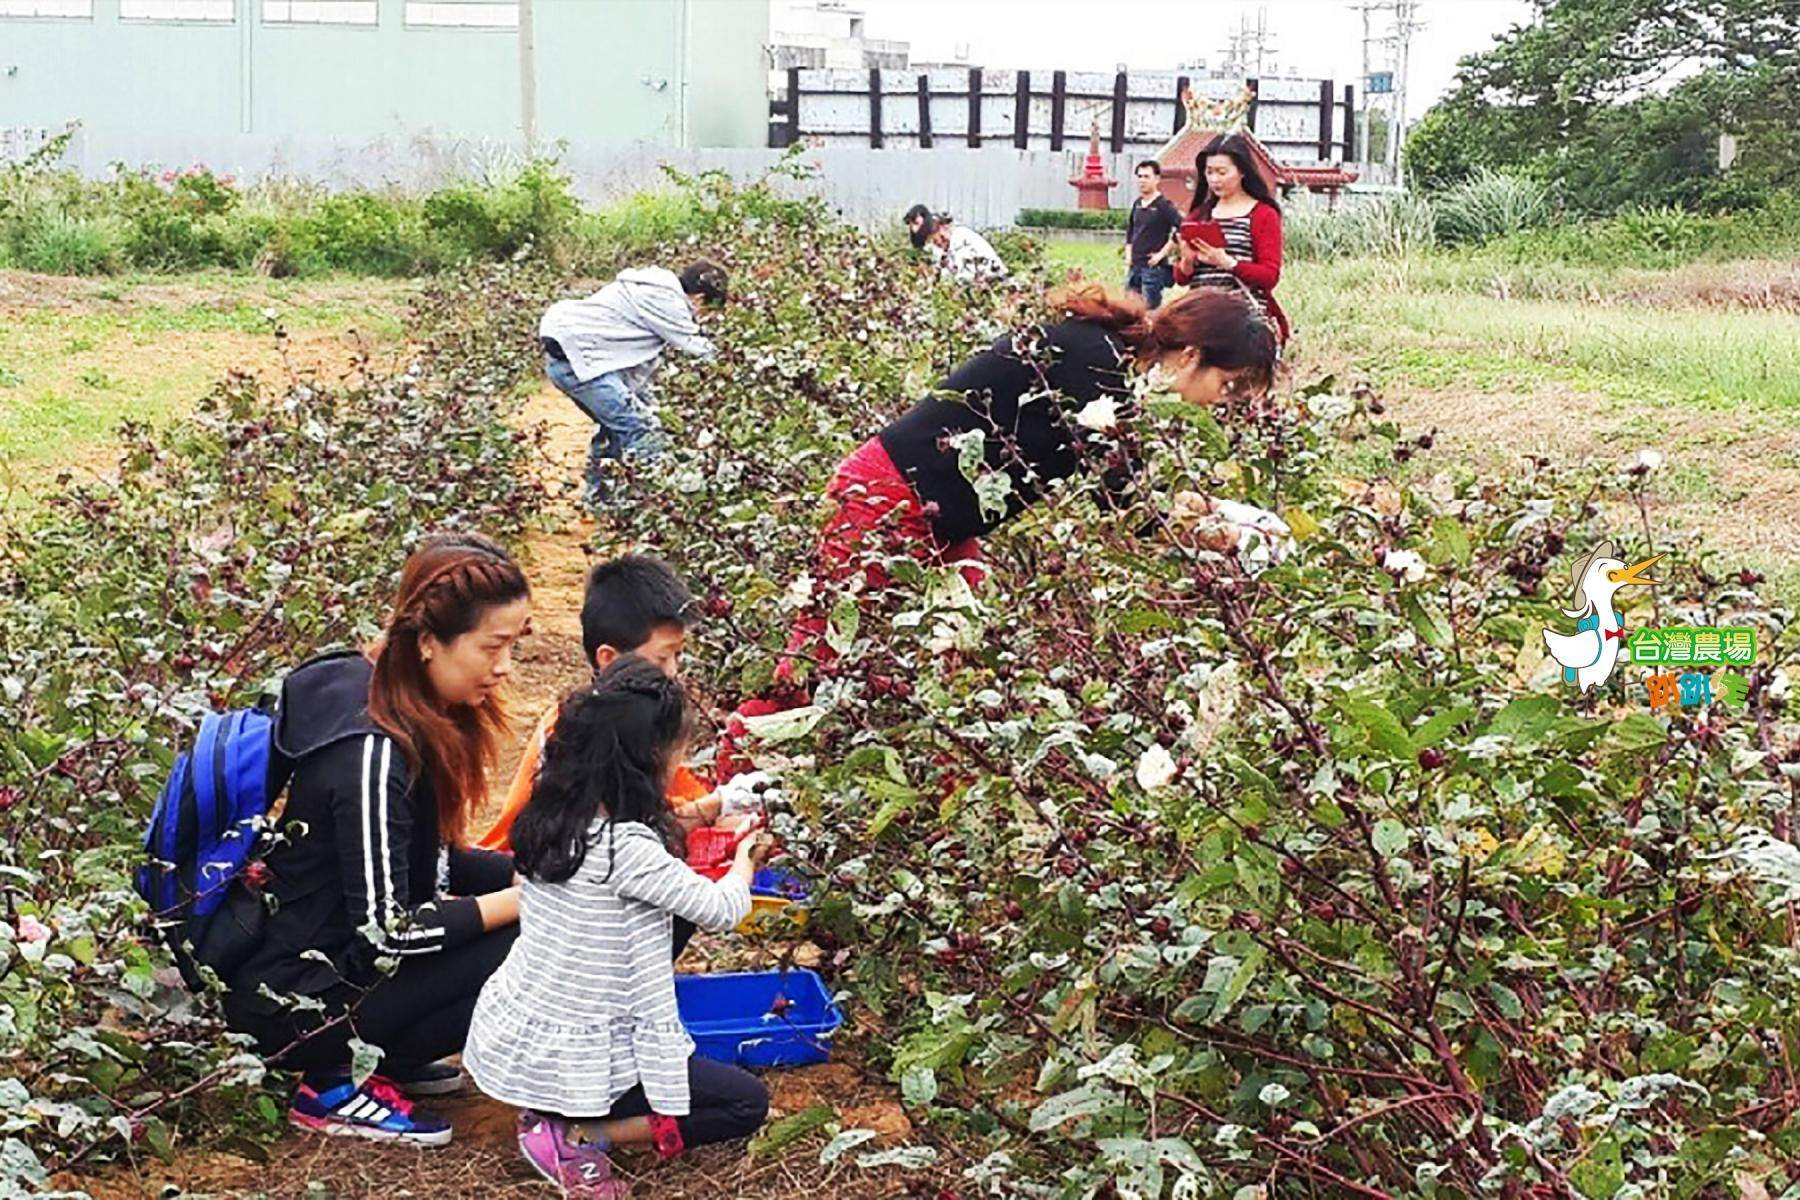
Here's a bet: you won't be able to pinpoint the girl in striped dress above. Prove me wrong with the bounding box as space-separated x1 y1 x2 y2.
465 656 771 1196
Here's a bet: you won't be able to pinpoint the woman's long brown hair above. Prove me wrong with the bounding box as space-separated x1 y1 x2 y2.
368 532 529 846
1047 281 1278 394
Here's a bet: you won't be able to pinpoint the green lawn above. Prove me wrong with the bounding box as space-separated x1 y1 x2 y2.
0 273 411 485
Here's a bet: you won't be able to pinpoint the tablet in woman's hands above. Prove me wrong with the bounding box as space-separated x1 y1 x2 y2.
1181 219 1225 248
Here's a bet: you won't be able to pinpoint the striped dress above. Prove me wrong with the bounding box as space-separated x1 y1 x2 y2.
1186 212 1264 312
464 821 752 1118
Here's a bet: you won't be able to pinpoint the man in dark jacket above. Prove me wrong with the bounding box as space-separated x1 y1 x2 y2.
1124 160 1182 309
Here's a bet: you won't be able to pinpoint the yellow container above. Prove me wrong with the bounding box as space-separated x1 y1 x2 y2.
736 894 811 936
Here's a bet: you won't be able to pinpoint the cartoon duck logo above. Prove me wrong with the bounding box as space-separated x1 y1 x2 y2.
1541 540 1664 693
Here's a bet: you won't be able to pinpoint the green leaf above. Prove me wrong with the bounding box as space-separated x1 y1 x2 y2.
1228 755 1278 805
1605 712 1669 754
739 704 826 744
1283 506 1320 540
1488 696 1561 748
1413 703 1474 748
1404 593 1453 648
1371 818 1410 858
348 1037 383 1088
1428 516 1471 568
825 597 860 656
1029 1082 1120 1133
1149 401 1229 458
866 782 920 839
1570 1136 1624 1199
1212 946 1265 1022
750 1104 835 1160
1338 696 1414 760
1488 982 1524 1019
144 1116 174 1164
900 1065 938 1110
891 1023 976 1075
856 1145 939 1169
820 1128 878 1164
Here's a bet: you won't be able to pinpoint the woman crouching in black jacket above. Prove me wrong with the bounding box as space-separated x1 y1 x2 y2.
224 532 529 1146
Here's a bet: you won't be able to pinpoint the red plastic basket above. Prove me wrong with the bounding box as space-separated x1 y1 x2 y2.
686 827 747 880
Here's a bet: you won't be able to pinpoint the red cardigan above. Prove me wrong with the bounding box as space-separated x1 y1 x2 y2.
1173 202 1288 345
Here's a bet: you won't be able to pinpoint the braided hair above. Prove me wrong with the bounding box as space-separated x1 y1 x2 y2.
369 531 530 846
511 655 691 885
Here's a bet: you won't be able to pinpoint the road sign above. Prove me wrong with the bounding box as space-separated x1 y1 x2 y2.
1367 70 1393 94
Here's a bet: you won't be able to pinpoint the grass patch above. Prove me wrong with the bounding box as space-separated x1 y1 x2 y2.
0 273 411 483
1042 241 1800 411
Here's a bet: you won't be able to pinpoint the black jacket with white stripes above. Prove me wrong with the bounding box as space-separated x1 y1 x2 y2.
228 651 510 1011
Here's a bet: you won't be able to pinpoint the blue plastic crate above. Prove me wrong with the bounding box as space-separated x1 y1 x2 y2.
751 866 812 901
676 969 842 1069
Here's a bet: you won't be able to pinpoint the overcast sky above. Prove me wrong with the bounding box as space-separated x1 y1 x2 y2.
829 0 1534 111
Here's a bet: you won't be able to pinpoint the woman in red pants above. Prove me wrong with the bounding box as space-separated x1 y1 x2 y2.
719 284 1278 778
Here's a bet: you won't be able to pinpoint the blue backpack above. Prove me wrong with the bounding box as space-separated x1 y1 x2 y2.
135 698 295 989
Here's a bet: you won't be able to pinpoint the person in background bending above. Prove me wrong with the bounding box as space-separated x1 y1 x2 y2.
538 261 728 506
908 209 1008 283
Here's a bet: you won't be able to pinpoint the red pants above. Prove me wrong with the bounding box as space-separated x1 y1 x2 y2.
718 438 982 780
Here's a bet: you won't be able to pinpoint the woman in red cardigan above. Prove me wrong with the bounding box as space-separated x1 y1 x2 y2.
1172 133 1288 346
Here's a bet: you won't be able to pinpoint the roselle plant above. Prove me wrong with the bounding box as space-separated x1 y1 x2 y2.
0 268 548 1188
597 176 1800 1198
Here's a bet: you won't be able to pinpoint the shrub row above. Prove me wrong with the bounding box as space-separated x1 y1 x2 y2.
601 169 1800 1195
1017 208 1132 231
0 135 708 279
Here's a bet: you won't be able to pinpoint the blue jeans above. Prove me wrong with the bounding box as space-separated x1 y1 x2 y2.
1126 263 1174 310
544 354 665 503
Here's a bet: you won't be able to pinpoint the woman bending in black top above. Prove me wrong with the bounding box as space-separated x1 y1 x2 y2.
716 285 1278 779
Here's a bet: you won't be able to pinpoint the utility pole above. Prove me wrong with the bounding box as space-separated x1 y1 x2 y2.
1223 7 1276 79
1389 0 1421 186
518 0 537 151
1358 0 1373 165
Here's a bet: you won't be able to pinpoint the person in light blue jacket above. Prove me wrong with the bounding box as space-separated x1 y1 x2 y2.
539 261 727 505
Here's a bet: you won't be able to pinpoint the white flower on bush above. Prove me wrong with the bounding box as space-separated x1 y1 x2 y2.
1381 547 1428 583
17 915 50 944
783 573 815 609
1190 660 1243 756
1136 743 1178 792
1632 449 1665 473
1074 397 1119 432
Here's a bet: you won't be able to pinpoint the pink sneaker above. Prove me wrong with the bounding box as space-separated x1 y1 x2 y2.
516 1110 629 1198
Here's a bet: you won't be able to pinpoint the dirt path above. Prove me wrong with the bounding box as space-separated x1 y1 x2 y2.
57 384 929 1200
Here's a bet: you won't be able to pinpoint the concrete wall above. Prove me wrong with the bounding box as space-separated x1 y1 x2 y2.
0 0 770 171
